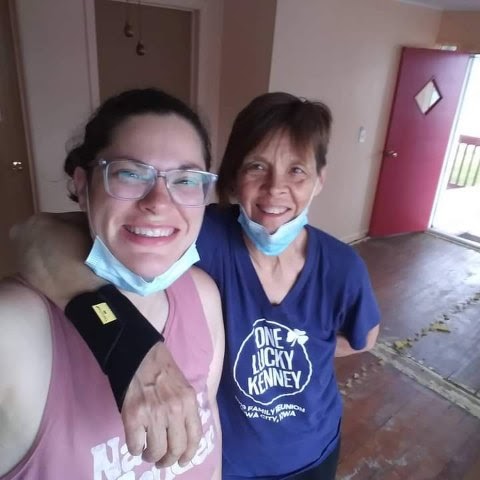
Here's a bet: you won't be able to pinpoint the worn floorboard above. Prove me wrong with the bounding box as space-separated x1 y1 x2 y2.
336 233 480 479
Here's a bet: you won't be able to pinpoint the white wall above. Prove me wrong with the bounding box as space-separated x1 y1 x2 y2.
270 0 442 241
14 0 222 212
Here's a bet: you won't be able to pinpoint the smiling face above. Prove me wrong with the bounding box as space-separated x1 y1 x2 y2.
235 130 324 234
73 113 206 279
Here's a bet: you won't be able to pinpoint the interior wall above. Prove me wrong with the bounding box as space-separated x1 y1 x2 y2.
269 0 442 242
437 11 480 53
217 0 276 164
95 0 191 103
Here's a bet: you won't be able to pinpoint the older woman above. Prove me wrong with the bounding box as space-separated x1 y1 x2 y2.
0 89 223 480
14 92 380 479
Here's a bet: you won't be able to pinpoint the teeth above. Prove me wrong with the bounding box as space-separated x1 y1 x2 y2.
126 226 174 237
261 206 288 214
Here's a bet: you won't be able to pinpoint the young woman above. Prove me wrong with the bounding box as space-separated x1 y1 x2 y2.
0 89 224 480
14 91 380 479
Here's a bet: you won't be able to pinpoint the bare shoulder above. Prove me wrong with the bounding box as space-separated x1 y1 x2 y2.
189 268 224 399
0 278 52 389
0 279 51 327
0 280 53 475
188 267 223 332
189 267 219 297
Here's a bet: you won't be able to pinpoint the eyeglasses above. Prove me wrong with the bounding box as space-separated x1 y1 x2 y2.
96 159 217 207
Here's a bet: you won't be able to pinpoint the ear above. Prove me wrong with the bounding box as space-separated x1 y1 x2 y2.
313 167 326 197
72 167 88 211
227 183 239 204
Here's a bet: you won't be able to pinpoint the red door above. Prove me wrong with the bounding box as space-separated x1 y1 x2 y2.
369 47 470 236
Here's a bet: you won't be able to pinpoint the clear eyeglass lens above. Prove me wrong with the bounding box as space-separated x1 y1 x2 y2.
166 170 213 206
105 160 155 200
103 160 215 206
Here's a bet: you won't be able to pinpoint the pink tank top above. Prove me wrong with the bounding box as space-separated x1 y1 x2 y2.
2 272 220 480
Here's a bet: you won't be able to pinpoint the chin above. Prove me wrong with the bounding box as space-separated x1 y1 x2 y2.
119 254 169 280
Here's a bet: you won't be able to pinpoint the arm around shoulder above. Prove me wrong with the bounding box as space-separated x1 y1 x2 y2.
11 211 103 309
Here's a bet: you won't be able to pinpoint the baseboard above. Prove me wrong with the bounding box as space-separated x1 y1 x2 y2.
341 230 369 245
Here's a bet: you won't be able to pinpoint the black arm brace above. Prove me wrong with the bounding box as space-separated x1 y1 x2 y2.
64 284 163 410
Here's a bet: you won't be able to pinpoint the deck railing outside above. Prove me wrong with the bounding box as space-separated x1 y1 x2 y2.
448 135 480 188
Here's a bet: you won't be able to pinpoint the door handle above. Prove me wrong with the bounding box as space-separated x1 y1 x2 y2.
11 161 24 171
384 150 398 158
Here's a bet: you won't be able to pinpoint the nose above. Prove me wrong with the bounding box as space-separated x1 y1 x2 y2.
138 176 173 212
264 170 287 194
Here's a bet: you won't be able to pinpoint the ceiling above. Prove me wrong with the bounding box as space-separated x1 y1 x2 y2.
397 0 480 10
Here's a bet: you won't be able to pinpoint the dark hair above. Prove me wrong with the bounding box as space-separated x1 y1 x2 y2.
216 92 332 204
65 88 211 202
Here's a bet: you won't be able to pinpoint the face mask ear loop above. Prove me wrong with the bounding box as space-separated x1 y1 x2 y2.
305 178 319 211
85 182 97 240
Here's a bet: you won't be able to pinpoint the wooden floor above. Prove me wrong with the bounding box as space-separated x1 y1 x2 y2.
335 233 480 480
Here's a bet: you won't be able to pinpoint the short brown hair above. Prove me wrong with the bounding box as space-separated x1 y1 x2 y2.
217 92 332 204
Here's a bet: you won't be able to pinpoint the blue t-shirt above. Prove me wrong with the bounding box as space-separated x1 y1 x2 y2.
197 205 380 479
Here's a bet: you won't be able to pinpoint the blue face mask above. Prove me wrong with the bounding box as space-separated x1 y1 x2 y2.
85 236 200 296
238 205 309 256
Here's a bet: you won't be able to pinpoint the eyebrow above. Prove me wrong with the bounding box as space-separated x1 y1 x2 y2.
178 161 206 170
111 156 206 171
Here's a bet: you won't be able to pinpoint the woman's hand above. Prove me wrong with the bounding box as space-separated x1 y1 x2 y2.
123 341 203 467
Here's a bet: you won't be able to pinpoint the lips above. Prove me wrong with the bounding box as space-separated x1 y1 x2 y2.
124 225 175 238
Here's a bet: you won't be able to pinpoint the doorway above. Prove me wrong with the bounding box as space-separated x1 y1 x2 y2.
95 0 194 104
0 0 36 279
431 56 480 247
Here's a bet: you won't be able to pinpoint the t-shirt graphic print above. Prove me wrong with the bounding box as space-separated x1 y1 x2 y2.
234 318 312 407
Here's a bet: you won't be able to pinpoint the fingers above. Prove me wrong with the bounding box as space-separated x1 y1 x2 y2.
154 409 187 468
178 397 203 466
121 343 204 467
123 410 149 457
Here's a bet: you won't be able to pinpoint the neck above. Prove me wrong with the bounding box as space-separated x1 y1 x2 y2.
244 228 309 305
244 227 308 268
122 289 169 333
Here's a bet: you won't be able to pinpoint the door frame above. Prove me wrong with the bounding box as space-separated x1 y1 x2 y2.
428 55 474 230
7 0 38 211
84 0 203 109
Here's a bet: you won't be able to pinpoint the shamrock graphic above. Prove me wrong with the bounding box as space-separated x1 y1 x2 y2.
286 329 309 347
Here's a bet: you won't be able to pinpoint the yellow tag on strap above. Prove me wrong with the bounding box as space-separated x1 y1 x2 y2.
92 302 117 324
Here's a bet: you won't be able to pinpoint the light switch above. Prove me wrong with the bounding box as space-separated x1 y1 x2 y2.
358 127 366 143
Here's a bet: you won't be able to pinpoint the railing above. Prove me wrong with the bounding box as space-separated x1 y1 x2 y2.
448 135 480 188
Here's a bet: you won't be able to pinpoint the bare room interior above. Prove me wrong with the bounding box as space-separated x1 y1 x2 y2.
1 0 480 478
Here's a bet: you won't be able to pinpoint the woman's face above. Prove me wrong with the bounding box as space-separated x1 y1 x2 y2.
74 113 206 279
235 130 324 234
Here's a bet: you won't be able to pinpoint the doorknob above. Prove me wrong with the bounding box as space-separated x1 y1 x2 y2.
11 161 24 171
384 150 398 158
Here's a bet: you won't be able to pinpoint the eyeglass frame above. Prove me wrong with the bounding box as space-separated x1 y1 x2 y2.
93 158 218 207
